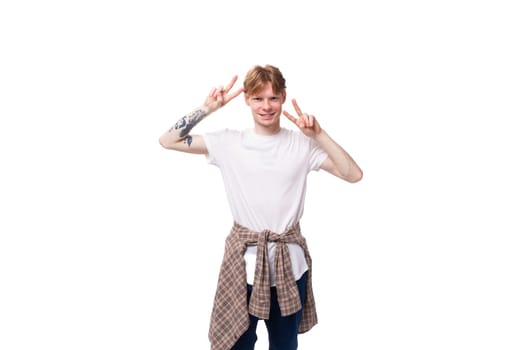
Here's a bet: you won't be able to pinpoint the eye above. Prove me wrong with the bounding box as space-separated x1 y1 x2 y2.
271 97 280 102
253 97 262 102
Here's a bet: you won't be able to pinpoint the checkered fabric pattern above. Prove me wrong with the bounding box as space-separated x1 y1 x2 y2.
208 222 318 350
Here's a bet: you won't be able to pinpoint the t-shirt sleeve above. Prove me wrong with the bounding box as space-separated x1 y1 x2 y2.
308 138 329 172
202 128 230 167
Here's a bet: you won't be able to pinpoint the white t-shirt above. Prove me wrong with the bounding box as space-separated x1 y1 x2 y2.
202 127 328 285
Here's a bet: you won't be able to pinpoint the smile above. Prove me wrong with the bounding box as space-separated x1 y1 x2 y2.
259 113 275 120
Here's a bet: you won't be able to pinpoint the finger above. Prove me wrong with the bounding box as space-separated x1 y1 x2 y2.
283 111 297 124
209 87 217 97
291 98 303 117
230 87 244 99
216 91 224 104
224 87 244 104
306 113 314 127
298 113 308 127
214 85 225 98
224 75 238 93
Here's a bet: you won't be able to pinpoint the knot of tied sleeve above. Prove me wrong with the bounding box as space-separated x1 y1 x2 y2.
209 222 317 350
248 226 303 319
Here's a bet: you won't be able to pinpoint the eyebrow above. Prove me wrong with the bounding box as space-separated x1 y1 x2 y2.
251 94 280 98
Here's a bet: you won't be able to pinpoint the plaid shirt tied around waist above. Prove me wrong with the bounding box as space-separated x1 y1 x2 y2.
208 222 318 350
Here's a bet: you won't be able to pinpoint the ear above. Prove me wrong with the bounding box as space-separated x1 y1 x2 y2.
281 90 287 104
244 92 250 106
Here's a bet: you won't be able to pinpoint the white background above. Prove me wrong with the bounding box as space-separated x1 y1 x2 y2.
1 0 524 349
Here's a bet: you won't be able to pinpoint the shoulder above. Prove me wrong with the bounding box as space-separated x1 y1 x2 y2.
280 128 316 146
202 128 242 153
205 128 241 137
204 128 241 142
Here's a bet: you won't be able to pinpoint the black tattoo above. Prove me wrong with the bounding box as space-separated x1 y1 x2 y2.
168 109 207 137
180 109 206 137
183 135 193 146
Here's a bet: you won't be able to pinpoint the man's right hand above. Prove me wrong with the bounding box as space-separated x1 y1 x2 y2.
204 75 244 114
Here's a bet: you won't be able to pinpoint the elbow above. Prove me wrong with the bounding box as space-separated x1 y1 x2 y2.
348 171 363 183
159 135 171 149
344 169 363 183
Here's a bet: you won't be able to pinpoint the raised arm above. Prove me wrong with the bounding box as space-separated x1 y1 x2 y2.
283 99 363 183
159 75 243 154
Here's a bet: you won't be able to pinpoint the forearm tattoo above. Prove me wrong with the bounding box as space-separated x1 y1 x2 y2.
168 108 207 138
183 135 193 146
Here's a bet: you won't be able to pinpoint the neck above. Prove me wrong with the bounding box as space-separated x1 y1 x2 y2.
253 123 281 136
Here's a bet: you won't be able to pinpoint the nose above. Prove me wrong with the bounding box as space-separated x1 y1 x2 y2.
262 99 272 110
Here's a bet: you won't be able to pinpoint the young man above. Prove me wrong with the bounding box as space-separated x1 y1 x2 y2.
159 65 362 350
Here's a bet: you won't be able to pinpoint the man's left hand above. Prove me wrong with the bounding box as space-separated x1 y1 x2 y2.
283 99 322 138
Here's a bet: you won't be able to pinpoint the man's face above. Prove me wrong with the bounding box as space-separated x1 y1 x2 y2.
245 82 286 130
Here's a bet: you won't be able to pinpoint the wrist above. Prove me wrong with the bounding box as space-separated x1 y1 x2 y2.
200 105 211 116
312 128 326 141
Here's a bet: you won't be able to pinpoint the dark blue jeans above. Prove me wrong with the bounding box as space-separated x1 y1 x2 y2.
230 273 307 350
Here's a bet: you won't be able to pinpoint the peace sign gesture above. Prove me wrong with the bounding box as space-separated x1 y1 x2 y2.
204 75 244 114
283 99 322 138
